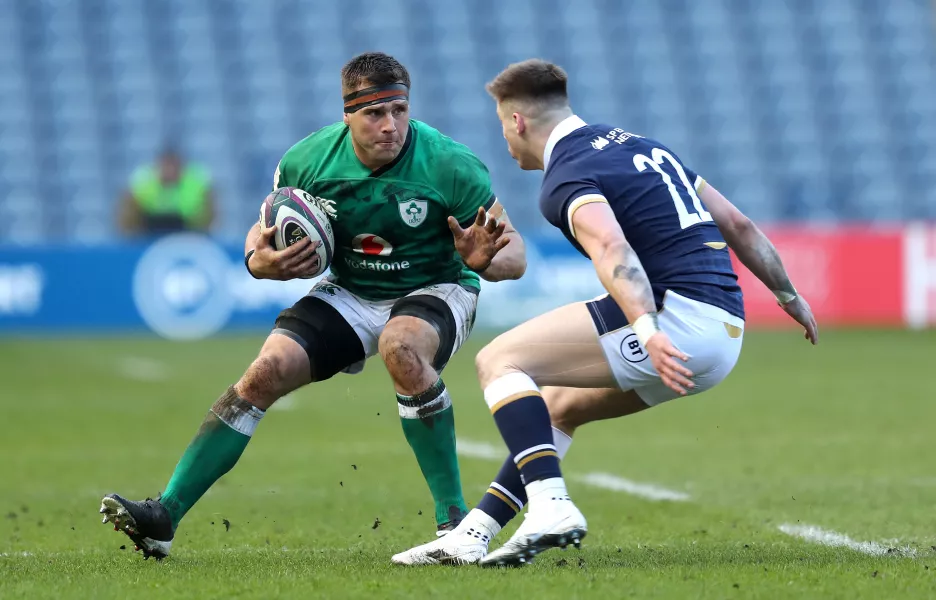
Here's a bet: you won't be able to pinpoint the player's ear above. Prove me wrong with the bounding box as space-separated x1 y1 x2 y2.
342 112 350 126
514 113 526 135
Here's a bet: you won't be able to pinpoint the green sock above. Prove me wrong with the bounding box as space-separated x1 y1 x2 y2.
159 386 265 529
398 379 468 526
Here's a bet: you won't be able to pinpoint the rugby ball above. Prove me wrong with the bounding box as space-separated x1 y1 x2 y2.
260 187 335 279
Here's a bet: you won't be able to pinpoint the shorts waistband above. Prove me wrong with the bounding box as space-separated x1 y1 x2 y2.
586 290 745 337
662 291 746 329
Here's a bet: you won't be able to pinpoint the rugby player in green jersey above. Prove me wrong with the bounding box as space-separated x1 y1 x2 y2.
99 52 527 559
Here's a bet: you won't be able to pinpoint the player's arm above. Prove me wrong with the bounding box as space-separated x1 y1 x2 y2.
571 198 694 395
244 221 261 256
699 183 818 343
571 199 657 331
699 183 795 301
475 200 526 281
447 151 526 281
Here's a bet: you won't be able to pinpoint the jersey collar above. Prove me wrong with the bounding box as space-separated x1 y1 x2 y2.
543 115 587 170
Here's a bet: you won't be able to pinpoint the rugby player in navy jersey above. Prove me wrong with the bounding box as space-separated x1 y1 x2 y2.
392 59 818 567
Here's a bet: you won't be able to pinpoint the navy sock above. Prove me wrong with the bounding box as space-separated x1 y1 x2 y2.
485 374 562 485
476 455 527 528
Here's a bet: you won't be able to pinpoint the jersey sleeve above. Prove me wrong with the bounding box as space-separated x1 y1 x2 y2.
539 163 607 239
447 150 498 228
682 164 706 194
665 147 706 194
273 141 305 191
272 158 289 190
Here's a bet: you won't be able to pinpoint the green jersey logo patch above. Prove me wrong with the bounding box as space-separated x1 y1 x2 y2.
399 199 428 228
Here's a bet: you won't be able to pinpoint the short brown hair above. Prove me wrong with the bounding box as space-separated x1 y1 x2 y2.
486 59 569 110
341 52 411 94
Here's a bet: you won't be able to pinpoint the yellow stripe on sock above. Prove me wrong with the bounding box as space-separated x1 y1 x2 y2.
490 390 542 414
516 450 559 470
487 487 520 513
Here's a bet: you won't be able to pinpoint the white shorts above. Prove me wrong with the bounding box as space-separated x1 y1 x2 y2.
587 291 745 406
308 278 479 375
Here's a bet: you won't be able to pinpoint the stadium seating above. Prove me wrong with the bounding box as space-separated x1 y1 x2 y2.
0 0 934 242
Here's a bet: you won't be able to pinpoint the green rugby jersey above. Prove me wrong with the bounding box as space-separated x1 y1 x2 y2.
274 120 497 300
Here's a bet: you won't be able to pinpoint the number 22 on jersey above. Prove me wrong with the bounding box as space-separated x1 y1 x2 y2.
633 148 712 230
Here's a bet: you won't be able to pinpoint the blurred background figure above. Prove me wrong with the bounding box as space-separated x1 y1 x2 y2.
118 147 215 237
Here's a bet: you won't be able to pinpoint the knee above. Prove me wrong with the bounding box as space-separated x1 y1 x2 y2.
236 352 292 408
379 332 429 388
379 334 419 370
543 387 581 434
475 338 510 388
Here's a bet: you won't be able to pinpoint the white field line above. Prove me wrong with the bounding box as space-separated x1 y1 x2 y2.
269 393 296 411
451 439 915 554
456 439 690 502
778 524 917 557
115 356 170 382
456 438 504 461
577 472 691 502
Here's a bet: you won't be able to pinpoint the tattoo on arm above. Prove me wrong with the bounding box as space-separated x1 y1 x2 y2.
612 264 641 281
606 244 656 313
750 235 795 294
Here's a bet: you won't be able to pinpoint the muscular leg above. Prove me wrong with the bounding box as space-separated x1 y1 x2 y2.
379 315 440 396
432 305 616 535
545 385 649 436
477 301 614 482
391 303 618 565
101 295 364 558
380 314 467 528
455 301 622 565
476 385 648 529
157 334 311 528
157 293 367 529
476 303 616 389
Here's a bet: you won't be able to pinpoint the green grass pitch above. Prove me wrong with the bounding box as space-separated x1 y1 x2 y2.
1 329 935 598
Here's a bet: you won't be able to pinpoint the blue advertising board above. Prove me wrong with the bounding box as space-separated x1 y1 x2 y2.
0 233 604 339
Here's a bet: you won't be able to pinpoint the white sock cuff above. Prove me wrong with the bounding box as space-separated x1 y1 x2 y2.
462 507 502 537
514 444 557 465
232 405 265 437
483 372 539 411
552 427 573 459
397 380 451 419
212 399 265 437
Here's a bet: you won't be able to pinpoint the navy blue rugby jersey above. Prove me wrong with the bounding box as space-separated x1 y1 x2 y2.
540 116 745 321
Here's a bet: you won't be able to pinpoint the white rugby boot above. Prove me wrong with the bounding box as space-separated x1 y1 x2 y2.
478 478 587 568
391 509 498 565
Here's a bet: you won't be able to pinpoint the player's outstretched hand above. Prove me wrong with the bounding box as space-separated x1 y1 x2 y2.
248 225 321 281
645 332 695 396
447 207 510 272
780 295 819 345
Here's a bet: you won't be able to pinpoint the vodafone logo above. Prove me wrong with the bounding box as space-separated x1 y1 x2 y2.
351 234 393 256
